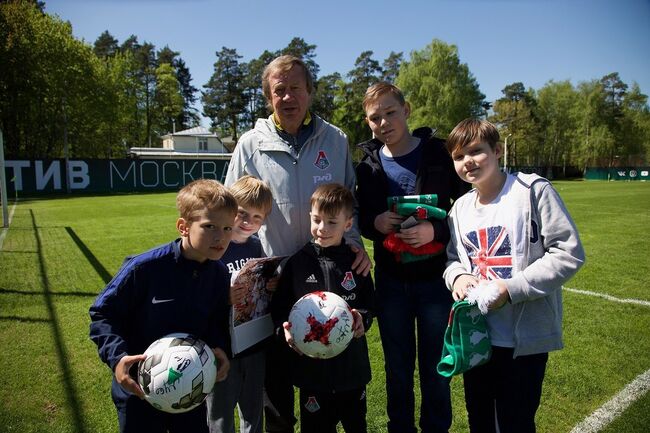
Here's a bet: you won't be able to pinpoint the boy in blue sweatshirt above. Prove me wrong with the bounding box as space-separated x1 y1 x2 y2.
89 179 236 433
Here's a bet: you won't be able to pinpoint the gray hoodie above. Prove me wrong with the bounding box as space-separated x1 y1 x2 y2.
225 114 361 257
444 173 585 357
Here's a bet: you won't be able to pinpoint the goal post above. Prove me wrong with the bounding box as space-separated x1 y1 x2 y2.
0 130 8 228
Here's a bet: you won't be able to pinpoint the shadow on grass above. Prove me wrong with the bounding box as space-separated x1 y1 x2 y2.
0 287 96 297
65 227 112 284
31 210 88 433
0 315 50 323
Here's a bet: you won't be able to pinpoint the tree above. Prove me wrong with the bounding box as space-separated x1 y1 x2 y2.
242 49 276 128
382 51 403 83
153 63 183 136
280 37 320 79
174 58 200 129
312 72 341 121
202 47 248 142
535 80 578 173
490 82 540 167
93 30 119 58
157 46 199 130
332 51 383 154
396 39 485 136
0 0 100 157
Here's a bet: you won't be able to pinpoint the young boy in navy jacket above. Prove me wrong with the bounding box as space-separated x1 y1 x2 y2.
89 179 236 433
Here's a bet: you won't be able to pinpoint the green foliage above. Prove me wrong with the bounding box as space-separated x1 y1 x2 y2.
332 51 382 150
153 63 184 134
202 47 248 142
1 6 647 166
396 39 485 136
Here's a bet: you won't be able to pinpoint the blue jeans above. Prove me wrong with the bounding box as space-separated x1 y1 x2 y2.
374 268 453 433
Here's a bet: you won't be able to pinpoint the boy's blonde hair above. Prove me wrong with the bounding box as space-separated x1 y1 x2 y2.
262 55 314 105
446 118 500 156
229 175 274 216
362 81 407 112
176 179 238 221
310 183 355 218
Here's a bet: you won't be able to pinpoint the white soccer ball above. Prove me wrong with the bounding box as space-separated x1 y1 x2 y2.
288 291 354 359
137 333 217 413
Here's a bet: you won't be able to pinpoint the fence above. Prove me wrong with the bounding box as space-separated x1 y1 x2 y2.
1 158 230 196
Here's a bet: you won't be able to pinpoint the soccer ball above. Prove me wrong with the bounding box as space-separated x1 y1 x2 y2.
137 333 217 413
288 291 354 359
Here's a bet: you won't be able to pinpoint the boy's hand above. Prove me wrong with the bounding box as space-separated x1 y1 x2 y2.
350 244 371 277
283 321 304 355
374 211 404 234
487 280 510 310
211 347 230 382
266 275 280 292
351 309 365 338
229 283 247 305
115 354 147 399
452 274 479 301
395 220 434 248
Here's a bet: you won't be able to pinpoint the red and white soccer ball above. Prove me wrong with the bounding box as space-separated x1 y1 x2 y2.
288 291 354 359
137 333 217 413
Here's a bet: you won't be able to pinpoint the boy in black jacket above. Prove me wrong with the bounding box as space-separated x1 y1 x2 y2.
355 82 469 433
89 179 235 433
271 183 374 433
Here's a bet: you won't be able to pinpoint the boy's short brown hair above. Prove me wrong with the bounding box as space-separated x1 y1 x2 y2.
362 81 407 112
446 118 500 156
310 183 355 218
229 175 274 216
176 179 238 221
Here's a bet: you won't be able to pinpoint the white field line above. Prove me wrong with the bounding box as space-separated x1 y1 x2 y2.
563 287 650 307
569 369 650 433
0 199 17 251
566 286 650 432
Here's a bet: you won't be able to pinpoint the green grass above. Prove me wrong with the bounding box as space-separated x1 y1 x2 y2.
0 181 649 433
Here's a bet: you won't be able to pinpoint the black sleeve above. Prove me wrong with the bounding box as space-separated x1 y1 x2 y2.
270 259 296 339
358 273 375 332
355 160 387 242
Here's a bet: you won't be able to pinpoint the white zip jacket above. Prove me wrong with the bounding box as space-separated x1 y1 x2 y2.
225 114 361 257
444 173 585 357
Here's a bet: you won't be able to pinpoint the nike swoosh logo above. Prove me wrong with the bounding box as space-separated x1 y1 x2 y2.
151 297 175 304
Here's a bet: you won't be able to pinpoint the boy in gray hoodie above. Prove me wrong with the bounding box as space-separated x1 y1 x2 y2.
443 118 585 433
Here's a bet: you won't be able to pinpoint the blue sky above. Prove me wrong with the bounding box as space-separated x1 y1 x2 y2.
47 0 650 126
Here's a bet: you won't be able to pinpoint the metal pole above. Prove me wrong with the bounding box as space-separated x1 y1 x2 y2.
504 134 512 173
0 131 9 228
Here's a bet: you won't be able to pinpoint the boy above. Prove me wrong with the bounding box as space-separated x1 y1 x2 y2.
444 118 585 433
207 175 274 433
271 183 374 433
89 179 235 433
355 82 468 433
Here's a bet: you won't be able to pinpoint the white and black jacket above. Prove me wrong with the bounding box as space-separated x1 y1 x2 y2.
271 239 374 392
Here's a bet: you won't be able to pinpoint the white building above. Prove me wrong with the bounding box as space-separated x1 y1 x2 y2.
129 126 232 160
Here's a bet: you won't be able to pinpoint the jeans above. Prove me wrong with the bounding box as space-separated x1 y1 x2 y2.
463 347 548 433
374 268 453 433
206 351 265 433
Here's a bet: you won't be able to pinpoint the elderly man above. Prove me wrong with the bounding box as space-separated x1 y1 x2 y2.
224 55 370 433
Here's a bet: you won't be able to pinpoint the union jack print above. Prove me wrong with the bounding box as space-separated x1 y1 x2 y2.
462 226 512 280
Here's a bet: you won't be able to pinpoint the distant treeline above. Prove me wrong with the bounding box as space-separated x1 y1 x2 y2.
1 0 649 169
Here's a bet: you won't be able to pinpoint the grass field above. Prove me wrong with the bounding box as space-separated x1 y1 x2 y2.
0 180 649 433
